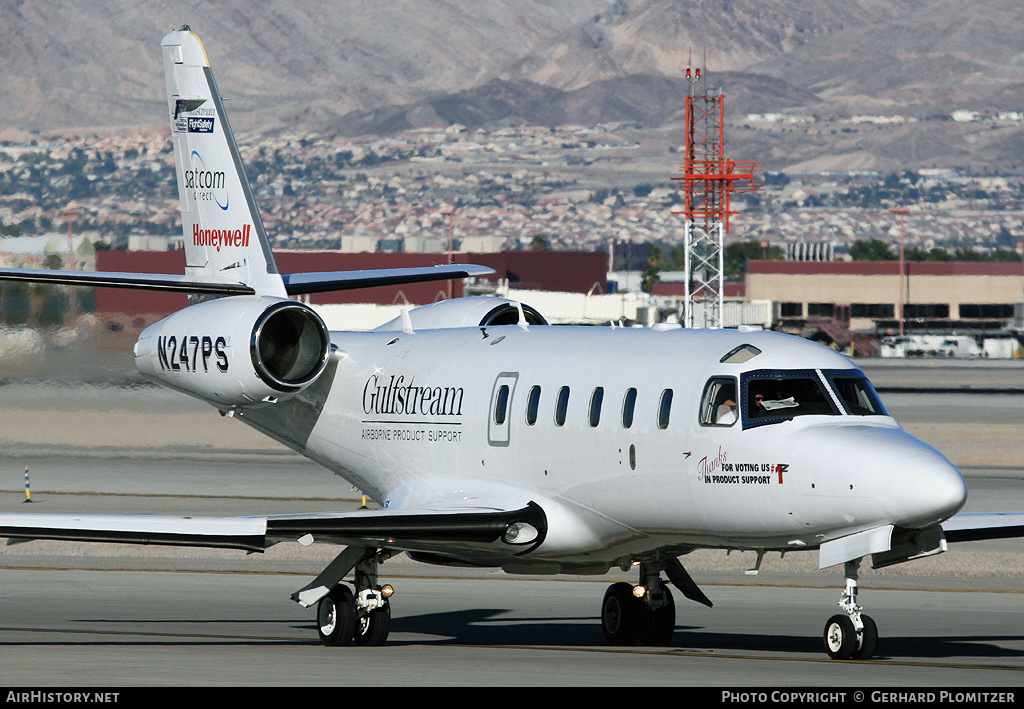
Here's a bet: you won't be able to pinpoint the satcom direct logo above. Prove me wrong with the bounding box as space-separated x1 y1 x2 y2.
186 150 229 211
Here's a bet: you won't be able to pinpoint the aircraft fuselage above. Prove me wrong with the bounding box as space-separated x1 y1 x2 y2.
234 324 967 572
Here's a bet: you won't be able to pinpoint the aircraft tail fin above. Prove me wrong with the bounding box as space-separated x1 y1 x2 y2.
0 29 493 298
161 26 286 297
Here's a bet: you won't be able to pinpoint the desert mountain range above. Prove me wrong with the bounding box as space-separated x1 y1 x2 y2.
2 0 1023 171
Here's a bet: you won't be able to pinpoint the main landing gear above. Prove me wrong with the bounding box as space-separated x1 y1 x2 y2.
600 558 712 646
599 556 879 659
317 581 393 647
294 546 395 647
822 559 878 660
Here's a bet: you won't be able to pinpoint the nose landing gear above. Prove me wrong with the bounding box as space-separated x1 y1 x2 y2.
823 559 878 660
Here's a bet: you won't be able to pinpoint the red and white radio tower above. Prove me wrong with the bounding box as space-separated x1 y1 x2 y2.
672 65 763 328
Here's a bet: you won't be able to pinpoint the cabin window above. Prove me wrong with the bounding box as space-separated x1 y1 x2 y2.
657 389 673 430
621 388 637 428
700 378 737 426
525 386 541 425
743 370 838 427
493 384 510 425
554 386 570 427
825 373 888 416
589 387 604 427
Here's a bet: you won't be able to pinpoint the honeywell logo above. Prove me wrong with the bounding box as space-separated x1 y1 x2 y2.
193 224 251 251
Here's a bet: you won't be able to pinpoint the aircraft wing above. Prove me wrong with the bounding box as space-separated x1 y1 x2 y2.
0 264 494 296
0 502 547 556
941 512 1024 543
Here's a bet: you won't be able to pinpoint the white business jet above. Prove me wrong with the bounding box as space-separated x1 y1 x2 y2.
1 27 1021 659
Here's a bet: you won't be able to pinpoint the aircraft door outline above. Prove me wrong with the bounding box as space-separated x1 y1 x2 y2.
488 372 519 447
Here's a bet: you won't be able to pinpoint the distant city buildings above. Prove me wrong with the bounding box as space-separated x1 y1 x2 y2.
1 122 1022 353
2 124 1024 263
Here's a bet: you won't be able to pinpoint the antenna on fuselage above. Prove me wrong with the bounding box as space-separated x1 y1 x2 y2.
515 301 529 330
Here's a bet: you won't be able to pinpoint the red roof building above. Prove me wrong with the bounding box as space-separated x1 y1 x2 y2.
94 249 607 317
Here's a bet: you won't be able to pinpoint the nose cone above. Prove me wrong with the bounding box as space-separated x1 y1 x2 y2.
787 423 967 529
889 445 967 528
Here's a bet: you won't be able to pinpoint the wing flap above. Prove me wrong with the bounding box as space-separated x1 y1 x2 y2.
0 267 254 295
0 264 494 297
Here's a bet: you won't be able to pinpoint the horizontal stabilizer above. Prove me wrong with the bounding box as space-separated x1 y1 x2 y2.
281 264 495 295
0 263 494 296
0 267 255 295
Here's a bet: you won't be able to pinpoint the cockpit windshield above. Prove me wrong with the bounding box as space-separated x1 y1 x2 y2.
825 372 888 416
741 369 887 428
744 371 837 425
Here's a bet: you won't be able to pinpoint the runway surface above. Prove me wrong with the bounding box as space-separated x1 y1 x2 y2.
0 363 1022 686
0 565 1022 687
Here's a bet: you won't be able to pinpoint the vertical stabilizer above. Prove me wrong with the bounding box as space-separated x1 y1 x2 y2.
161 27 286 297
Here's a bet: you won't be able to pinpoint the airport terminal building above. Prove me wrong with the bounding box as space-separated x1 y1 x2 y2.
746 260 1024 335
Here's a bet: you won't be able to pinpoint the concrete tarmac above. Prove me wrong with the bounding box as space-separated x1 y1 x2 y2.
0 363 1023 687
0 566 1022 686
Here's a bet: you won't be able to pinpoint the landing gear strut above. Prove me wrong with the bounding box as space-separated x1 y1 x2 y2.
600 561 690 646
352 551 392 646
296 546 394 647
823 559 878 660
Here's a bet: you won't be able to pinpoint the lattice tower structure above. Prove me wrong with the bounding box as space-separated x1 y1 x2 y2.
672 76 762 329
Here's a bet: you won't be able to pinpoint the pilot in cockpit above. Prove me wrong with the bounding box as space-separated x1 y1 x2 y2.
714 382 738 424
750 389 768 418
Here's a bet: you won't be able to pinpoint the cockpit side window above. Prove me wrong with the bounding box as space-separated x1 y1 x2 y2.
742 370 839 428
826 372 888 416
700 377 738 427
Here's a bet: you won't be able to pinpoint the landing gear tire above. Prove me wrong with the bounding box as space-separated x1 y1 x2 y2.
317 585 356 647
639 586 675 646
602 582 643 646
852 614 878 660
823 614 857 659
354 602 391 647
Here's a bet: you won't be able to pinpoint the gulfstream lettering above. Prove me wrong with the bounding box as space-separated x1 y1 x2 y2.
362 374 464 417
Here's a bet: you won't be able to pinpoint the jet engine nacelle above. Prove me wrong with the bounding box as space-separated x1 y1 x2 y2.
134 296 330 408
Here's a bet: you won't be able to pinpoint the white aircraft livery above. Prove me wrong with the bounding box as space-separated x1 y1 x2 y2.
1 27 1022 659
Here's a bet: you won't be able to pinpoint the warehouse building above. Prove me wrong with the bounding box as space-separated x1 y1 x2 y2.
746 261 1024 334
